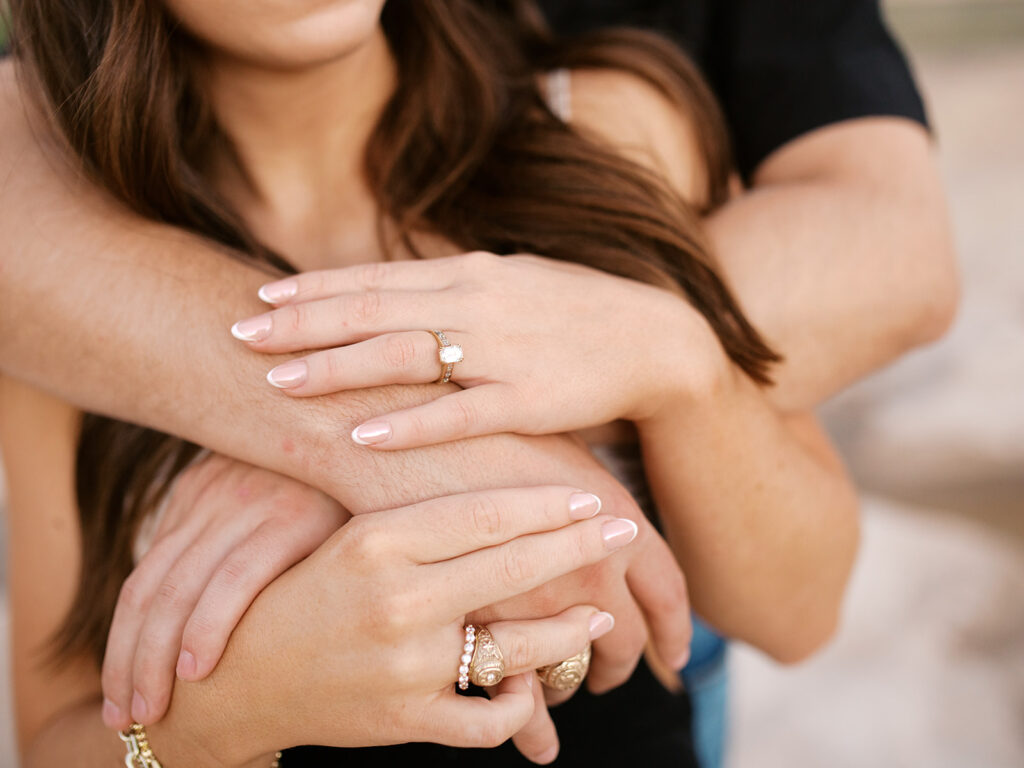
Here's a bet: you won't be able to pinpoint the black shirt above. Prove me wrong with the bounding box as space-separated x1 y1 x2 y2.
537 0 928 177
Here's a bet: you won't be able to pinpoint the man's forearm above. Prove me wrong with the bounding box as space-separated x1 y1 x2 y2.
709 118 958 411
1 62 611 510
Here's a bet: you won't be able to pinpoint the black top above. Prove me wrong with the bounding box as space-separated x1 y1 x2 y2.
537 0 929 177
283 660 697 767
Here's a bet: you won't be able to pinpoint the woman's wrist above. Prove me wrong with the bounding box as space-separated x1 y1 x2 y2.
631 295 736 424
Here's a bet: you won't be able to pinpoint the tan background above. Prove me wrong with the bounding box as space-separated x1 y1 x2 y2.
1 1 1022 765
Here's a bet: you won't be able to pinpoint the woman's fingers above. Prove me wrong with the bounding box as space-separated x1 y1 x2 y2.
178 511 345 682
349 387 519 450
231 291 451 353
100 532 197 729
585 594 648 695
507 673 561 765
265 332 462 395
256 259 460 306
437 515 638 618
486 606 611 677
380 486 603 564
430 674 536 749
625 535 693 671
128 524 249 724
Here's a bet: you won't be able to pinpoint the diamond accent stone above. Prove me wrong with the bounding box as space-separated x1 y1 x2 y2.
439 345 464 364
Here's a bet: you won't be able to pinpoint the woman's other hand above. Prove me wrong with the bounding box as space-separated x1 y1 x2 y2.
232 252 728 449
100 454 350 730
176 486 631 763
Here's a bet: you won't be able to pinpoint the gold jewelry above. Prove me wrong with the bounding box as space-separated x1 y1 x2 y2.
469 626 506 687
120 724 164 768
537 644 592 691
119 723 282 767
428 329 463 384
457 624 477 690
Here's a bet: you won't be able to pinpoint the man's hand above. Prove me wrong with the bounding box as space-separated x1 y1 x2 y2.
100 454 350 729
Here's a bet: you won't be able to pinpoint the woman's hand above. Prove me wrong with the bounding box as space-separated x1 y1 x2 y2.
169 485 633 765
101 454 350 731
231 252 727 450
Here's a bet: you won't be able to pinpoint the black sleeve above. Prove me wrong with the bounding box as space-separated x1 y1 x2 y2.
537 0 928 178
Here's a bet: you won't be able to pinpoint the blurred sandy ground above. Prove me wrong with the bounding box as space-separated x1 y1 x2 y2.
730 2 1024 766
0 1 1022 766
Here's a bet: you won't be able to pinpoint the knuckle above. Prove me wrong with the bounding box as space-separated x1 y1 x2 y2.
565 527 596 569
323 348 347 382
350 291 383 324
183 610 217 646
118 573 150 615
498 541 531 588
307 270 328 295
373 591 418 636
498 627 533 671
461 250 500 274
380 334 418 370
346 520 392 564
154 578 190 613
284 304 306 335
465 494 505 539
213 556 251 593
357 261 390 291
446 396 475 434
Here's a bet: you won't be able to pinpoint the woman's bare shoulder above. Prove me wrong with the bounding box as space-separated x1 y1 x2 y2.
566 68 708 204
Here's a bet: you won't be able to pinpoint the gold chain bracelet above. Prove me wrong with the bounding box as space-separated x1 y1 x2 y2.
120 723 282 767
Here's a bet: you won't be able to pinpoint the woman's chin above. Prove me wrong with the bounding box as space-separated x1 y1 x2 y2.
166 0 387 71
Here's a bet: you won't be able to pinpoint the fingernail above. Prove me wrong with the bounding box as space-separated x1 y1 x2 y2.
130 690 148 723
568 492 601 519
671 650 691 671
258 279 297 304
525 672 535 690
266 360 308 389
176 649 197 680
601 518 638 550
588 611 615 640
351 421 392 445
536 746 559 764
230 314 273 342
102 698 122 728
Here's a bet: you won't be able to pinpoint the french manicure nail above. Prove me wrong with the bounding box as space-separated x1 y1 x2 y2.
258 279 297 304
601 518 638 550
568 492 601 519
176 649 197 680
230 314 273 342
588 611 615 640
130 691 149 723
266 360 308 389
351 421 392 445
102 698 122 728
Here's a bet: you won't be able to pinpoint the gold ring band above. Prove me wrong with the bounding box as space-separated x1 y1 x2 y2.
537 645 592 691
469 626 506 687
428 329 463 384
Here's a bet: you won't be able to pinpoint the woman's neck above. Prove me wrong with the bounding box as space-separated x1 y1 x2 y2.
204 29 397 267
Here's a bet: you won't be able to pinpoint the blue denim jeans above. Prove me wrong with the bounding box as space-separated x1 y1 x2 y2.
681 618 729 768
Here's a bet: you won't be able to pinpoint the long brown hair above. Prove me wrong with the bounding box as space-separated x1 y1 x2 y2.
10 0 778 664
